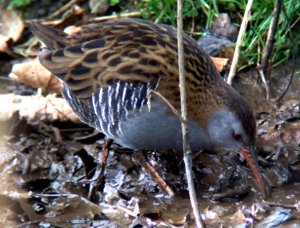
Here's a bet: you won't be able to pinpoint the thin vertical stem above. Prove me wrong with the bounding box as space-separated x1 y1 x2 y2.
227 0 254 85
260 0 282 75
177 0 204 227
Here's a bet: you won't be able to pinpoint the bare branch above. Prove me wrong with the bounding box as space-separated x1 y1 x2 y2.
177 0 204 227
260 0 283 76
227 0 254 85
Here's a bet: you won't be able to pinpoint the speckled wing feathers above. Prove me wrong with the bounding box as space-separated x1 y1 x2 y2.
30 22 69 50
31 19 242 137
31 19 218 103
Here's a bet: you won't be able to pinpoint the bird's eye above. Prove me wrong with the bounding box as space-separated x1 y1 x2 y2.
233 131 243 141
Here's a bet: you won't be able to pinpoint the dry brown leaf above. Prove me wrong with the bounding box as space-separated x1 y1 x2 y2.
1 10 25 42
0 33 14 55
0 94 79 123
210 56 229 72
9 59 62 94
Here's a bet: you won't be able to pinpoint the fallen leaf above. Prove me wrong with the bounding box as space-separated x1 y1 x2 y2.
210 56 229 72
0 34 14 55
1 10 25 42
9 59 62 94
0 94 79 123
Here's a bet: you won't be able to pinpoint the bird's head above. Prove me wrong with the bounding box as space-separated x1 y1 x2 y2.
207 109 253 151
206 97 268 198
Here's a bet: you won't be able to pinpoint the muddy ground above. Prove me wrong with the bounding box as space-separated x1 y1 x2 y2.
0 3 299 226
0 59 299 227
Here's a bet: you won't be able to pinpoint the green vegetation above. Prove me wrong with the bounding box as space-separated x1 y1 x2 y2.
0 0 34 10
242 0 300 67
110 0 120 6
134 0 300 68
1 0 299 68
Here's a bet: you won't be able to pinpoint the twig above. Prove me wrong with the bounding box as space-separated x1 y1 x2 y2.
227 0 254 85
260 0 283 76
276 4 297 102
257 0 282 100
257 68 270 99
177 1 204 227
47 0 81 20
132 152 175 197
147 90 187 124
33 12 142 27
90 12 141 23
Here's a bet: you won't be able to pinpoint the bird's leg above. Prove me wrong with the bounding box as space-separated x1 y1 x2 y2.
88 138 113 200
132 151 175 197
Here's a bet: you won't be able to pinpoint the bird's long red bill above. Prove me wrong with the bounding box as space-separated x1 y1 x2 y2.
241 148 268 198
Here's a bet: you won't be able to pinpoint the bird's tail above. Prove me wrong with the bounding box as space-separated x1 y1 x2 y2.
30 22 69 50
